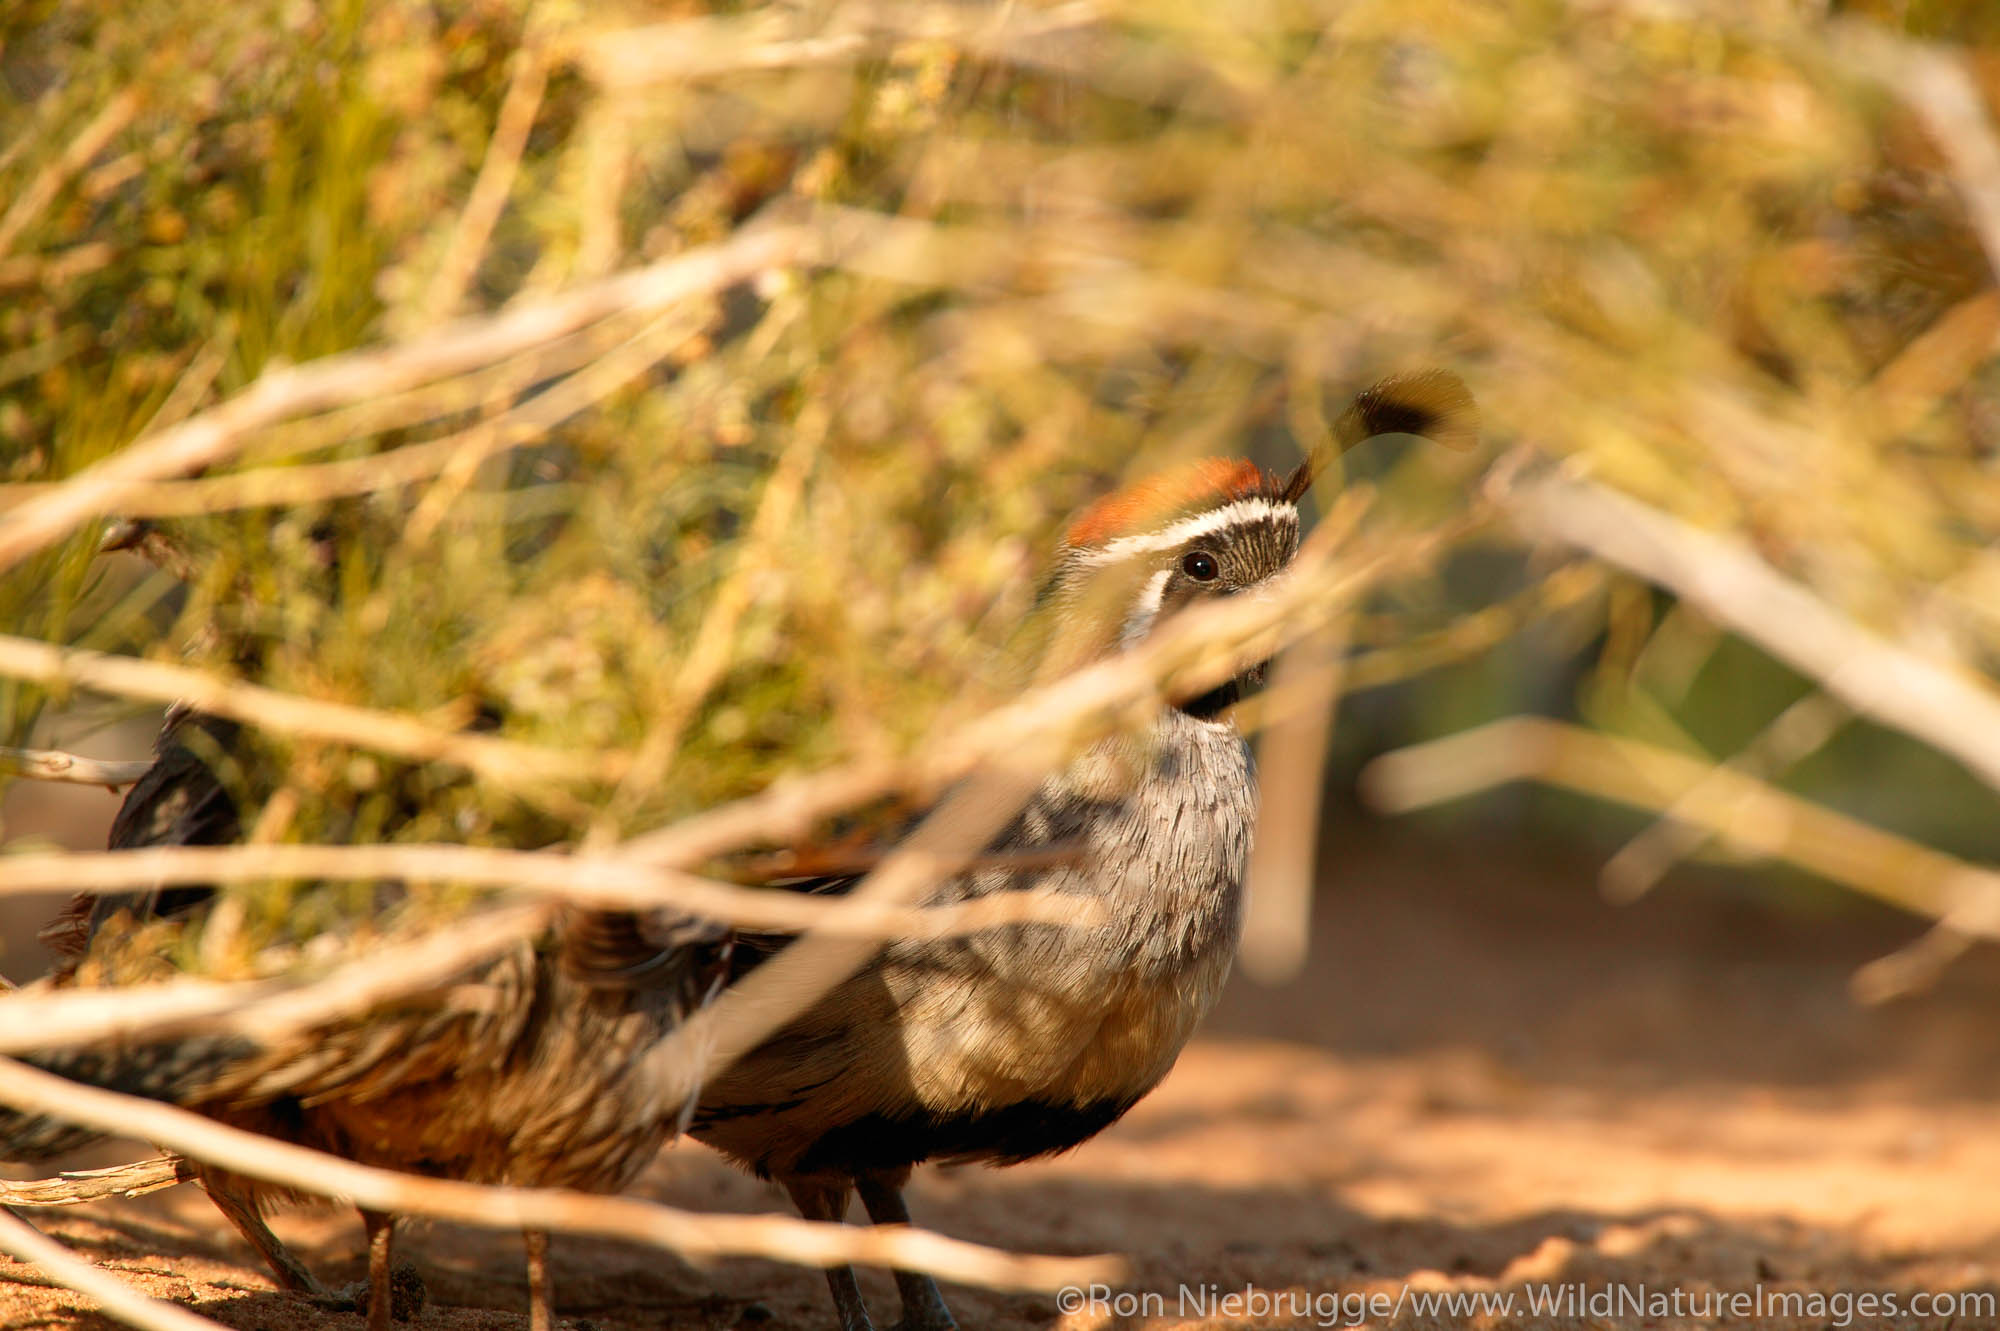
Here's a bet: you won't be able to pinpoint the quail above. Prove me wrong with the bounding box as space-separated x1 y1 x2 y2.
4 706 733 1331
690 372 1474 1331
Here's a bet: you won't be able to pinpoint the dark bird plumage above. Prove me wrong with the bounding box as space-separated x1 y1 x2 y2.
4 706 732 1331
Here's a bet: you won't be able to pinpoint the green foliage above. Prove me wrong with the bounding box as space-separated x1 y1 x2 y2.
4 0 2000 940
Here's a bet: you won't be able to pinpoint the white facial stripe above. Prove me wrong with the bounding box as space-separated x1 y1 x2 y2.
1071 497 1297 567
1120 567 1175 646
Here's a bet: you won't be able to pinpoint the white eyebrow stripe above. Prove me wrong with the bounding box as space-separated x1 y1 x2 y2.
1070 497 1297 566
1120 567 1175 646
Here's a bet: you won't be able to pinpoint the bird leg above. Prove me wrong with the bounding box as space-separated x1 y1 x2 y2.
782 1179 876 1331
524 1228 553 1331
362 1209 396 1331
203 1180 329 1296
855 1175 958 1331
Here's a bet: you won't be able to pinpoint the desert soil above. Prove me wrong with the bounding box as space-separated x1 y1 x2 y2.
3 817 2000 1330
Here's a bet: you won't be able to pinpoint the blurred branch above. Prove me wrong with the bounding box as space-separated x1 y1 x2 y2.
0 745 151 788
0 219 815 574
0 1056 1117 1292
1362 716 2000 936
0 1156 193 1207
420 43 550 324
0 842 1095 938
0 633 618 794
0 91 139 261
570 4 1239 114
1503 472 2000 794
101 309 708 518
1599 691 1853 903
0 904 550 1055
0 864 1096 1057
0 1207 225 1331
1240 620 1348 985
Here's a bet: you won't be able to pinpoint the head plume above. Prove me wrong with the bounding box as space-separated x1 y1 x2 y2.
1277 368 1479 502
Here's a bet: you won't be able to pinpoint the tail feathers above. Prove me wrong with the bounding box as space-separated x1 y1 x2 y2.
0 1034 260 1163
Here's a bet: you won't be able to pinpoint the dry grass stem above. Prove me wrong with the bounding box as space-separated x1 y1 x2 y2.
420 43 550 325
0 744 152 787
0 1206 227 1331
0 843 1097 937
0 1056 1120 1291
0 904 550 1054
571 3 1103 91
1240 621 1348 985
0 91 140 261
1599 691 1853 903
0 220 817 573
0 634 617 793
1504 474 2000 795
105 307 711 518
1362 716 2000 934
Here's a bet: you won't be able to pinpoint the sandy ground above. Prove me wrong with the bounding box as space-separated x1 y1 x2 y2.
3 812 2000 1330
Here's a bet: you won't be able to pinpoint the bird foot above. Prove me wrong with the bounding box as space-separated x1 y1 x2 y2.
310 1261 428 1322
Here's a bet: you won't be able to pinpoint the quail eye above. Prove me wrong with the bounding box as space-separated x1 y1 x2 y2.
1181 550 1220 582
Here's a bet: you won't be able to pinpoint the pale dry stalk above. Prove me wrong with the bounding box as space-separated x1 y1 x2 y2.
0 1056 1118 1290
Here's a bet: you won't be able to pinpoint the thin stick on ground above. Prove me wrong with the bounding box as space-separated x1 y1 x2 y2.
0 745 152 788
0 1056 1119 1291
0 1206 227 1331
0 1156 193 1208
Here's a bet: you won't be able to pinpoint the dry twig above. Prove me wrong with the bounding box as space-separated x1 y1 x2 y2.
0 1206 225 1331
0 904 550 1055
0 220 816 574
0 1156 193 1208
1362 715 2000 934
0 1057 1118 1291
1504 473 2000 794
0 745 151 788
0 91 140 261
0 633 616 793
1239 620 1348 984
